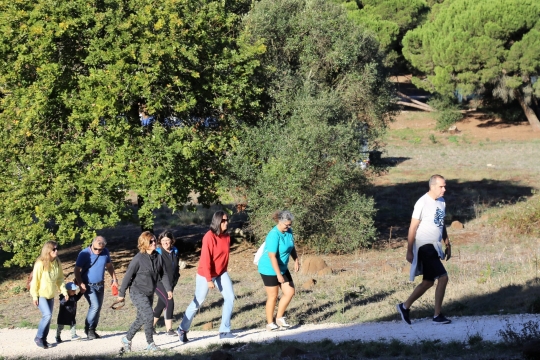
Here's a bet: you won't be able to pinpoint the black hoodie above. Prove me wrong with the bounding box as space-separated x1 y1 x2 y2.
119 251 171 297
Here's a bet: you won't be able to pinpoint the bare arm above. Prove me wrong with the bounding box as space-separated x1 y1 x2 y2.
290 247 299 272
442 225 451 260
105 262 118 285
74 266 86 293
406 218 421 263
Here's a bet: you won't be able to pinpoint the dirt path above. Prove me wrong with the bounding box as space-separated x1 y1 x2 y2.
1 314 538 358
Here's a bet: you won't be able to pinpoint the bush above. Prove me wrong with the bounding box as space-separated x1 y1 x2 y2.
428 96 463 131
490 191 540 236
498 320 540 346
227 89 379 252
224 0 395 252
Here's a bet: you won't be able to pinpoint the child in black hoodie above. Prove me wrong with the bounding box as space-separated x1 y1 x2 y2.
56 282 83 343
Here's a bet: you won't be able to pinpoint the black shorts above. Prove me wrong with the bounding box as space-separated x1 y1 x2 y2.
418 244 447 282
260 270 294 287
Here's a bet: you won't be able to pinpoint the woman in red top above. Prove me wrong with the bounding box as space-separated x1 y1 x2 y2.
176 211 235 342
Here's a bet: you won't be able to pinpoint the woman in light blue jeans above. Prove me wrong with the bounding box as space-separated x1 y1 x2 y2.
177 211 235 342
29 241 68 349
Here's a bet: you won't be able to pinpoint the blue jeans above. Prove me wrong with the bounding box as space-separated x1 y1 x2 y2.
179 272 235 333
83 283 105 330
36 297 54 340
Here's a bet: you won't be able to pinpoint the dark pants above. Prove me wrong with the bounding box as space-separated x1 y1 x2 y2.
153 282 175 320
126 290 154 344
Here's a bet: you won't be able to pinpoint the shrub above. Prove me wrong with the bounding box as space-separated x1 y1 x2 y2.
224 0 395 252
490 191 540 236
428 96 463 131
498 320 540 346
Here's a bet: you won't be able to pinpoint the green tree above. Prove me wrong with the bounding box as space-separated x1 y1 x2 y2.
402 0 540 130
333 0 429 68
0 0 264 266
225 0 396 252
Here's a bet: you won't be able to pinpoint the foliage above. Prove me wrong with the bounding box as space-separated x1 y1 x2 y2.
226 0 395 252
428 96 463 130
402 0 540 124
0 0 264 266
333 0 429 68
498 320 540 346
490 191 540 236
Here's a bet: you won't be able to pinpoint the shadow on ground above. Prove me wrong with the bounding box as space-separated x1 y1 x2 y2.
372 178 536 243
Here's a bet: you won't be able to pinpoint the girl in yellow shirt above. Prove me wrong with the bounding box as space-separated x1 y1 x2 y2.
30 241 68 349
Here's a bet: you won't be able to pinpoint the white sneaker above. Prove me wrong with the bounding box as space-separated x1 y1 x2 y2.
276 317 291 329
266 323 279 331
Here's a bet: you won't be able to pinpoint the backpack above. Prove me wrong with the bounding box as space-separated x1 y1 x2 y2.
253 241 266 265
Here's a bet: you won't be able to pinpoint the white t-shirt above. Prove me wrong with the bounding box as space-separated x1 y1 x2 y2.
412 193 446 248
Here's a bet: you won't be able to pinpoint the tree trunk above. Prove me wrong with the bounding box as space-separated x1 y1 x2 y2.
397 91 435 111
515 90 540 131
397 101 435 112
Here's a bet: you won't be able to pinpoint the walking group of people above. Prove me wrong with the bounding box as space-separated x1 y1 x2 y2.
30 174 453 352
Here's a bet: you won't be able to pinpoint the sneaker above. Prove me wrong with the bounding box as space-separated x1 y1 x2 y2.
433 313 452 324
166 329 176 336
397 303 411 325
266 323 279 331
55 336 63 344
276 317 291 329
145 342 160 351
71 334 81 341
177 328 189 343
87 329 101 340
121 336 131 352
34 337 46 349
219 332 236 340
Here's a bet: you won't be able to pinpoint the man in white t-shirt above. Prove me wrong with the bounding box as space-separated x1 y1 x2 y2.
396 175 452 325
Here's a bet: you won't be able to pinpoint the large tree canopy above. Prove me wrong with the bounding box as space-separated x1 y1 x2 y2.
333 0 429 68
0 0 264 266
403 0 540 129
225 0 396 252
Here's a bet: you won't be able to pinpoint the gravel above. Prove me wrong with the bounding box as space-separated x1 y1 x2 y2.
1 314 538 358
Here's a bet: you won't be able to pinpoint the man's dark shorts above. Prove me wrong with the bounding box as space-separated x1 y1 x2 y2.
418 244 447 282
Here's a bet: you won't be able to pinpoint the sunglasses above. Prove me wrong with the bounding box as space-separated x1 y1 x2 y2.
92 246 104 252
149 239 156 244
52 248 58 252
221 218 229 223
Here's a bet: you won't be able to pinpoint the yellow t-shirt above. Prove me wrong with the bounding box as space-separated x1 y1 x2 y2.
30 260 68 300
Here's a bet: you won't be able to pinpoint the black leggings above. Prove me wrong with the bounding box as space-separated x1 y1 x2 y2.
127 289 154 344
153 282 175 320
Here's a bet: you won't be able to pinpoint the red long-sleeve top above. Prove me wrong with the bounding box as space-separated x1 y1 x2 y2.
197 230 230 281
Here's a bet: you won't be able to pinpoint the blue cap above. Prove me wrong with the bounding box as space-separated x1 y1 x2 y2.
65 282 79 291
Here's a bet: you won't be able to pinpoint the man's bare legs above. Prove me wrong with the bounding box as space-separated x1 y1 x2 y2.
404 274 448 316
434 275 448 316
